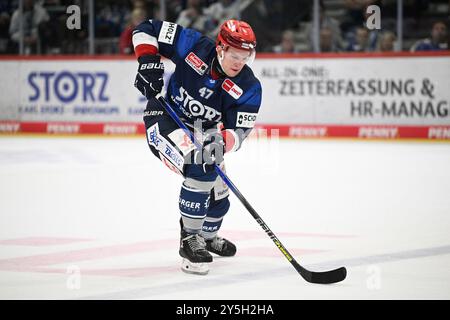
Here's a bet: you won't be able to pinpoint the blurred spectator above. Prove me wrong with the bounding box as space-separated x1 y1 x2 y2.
304 2 343 52
9 0 50 54
319 27 337 52
203 0 241 38
132 0 147 12
176 0 209 33
272 29 300 53
346 26 372 52
410 21 448 52
166 0 184 22
376 31 396 52
2 0 444 55
119 8 147 55
96 2 130 38
130 0 161 20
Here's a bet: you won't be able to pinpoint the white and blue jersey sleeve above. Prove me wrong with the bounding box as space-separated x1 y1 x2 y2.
132 20 201 64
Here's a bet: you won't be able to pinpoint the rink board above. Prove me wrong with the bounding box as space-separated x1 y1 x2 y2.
0 121 450 140
0 52 449 139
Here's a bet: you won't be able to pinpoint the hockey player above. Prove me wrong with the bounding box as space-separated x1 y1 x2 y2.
132 19 262 275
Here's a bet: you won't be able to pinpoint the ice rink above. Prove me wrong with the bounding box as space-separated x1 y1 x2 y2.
0 135 449 299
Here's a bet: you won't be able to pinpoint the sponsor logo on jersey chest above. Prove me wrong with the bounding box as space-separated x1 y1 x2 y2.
185 52 208 75
173 86 222 121
222 79 243 99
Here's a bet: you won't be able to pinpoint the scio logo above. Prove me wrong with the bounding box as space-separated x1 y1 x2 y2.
236 112 257 128
28 71 109 103
174 86 221 121
140 63 164 71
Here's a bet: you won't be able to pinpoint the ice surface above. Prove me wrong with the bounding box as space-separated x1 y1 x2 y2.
0 136 449 299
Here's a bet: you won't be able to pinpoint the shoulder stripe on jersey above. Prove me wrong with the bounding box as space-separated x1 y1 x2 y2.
134 44 157 57
132 32 159 49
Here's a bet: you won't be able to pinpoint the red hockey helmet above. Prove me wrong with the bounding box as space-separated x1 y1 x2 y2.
216 19 257 51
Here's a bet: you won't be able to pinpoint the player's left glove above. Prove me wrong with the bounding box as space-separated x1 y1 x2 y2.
195 130 225 173
134 55 164 99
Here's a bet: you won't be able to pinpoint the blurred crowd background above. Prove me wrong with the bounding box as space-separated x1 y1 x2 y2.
0 0 448 55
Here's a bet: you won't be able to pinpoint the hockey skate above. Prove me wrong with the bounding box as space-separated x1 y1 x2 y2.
179 229 213 275
205 236 237 257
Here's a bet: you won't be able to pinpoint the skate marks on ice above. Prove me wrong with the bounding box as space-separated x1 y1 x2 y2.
77 244 450 299
0 230 349 276
0 237 180 276
3 233 449 299
0 237 93 246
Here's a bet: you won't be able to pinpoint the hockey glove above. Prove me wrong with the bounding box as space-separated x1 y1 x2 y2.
196 131 225 173
134 55 164 99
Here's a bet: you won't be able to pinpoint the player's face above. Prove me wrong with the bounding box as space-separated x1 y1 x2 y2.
217 46 252 77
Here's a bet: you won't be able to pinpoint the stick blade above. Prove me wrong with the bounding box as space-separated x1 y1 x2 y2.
304 267 347 284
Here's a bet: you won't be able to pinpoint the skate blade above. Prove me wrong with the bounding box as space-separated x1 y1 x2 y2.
181 258 209 275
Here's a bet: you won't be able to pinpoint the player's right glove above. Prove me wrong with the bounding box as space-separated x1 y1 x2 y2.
134 55 164 99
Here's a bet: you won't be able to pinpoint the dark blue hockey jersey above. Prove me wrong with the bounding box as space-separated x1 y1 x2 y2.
132 20 262 151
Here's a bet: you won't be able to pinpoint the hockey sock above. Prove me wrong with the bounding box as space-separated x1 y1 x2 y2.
201 197 230 239
179 182 211 234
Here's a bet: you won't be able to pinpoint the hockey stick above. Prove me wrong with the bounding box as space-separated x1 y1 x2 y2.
155 94 347 284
